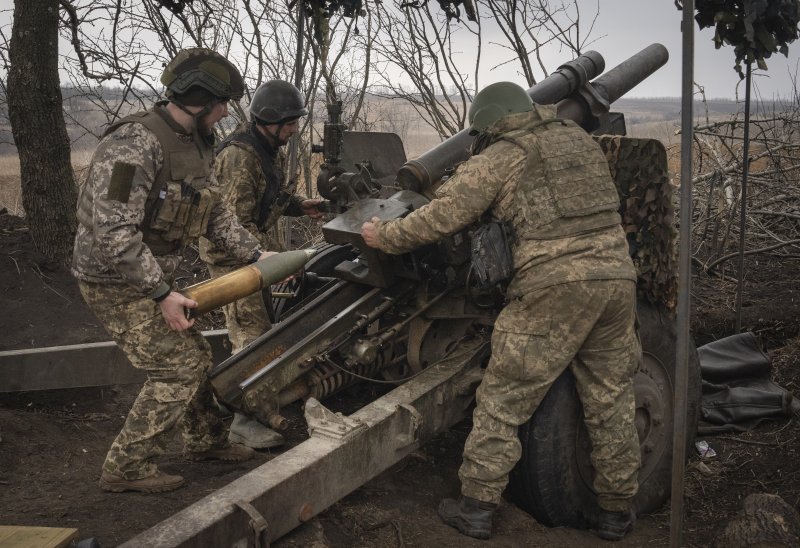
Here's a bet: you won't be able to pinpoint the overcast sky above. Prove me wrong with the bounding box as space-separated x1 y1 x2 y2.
586 1 799 100
1 2 797 101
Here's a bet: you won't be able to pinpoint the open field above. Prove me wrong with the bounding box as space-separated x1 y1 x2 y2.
0 96 758 217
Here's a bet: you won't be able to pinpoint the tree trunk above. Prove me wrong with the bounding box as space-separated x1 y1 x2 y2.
7 0 77 264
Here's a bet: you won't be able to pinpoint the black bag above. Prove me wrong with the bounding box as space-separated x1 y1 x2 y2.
470 221 514 288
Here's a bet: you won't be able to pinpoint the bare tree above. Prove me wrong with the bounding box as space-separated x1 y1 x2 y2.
0 0 604 254
689 91 800 279
479 0 599 86
370 2 476 140
7 0 78 263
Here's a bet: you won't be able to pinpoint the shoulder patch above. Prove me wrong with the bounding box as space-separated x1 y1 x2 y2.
107 162 136 203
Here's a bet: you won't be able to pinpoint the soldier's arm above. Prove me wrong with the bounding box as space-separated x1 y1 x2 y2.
215 145 262 238
283 194 306 217
204 168 263 262
89 123 168 297
277 149 304 217
374 148 523 254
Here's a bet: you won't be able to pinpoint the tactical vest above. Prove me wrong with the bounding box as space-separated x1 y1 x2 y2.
216 124 295 230
106 106 215 255
502 118 621 240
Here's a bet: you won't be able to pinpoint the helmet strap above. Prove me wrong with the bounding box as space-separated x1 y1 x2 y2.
171 97 219 158
254 119 288 147
471 131 498 155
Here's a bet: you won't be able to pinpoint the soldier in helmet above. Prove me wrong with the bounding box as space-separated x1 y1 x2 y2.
200 80 323 449
362 82 641 541
72 48 275 493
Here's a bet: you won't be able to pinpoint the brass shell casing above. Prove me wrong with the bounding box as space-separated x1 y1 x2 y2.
182 265 263 317
180 249 317 319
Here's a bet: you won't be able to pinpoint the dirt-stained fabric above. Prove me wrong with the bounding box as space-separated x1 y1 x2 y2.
79 281 228 479
374 104 641 512
459 280 641 511
72 107 261 297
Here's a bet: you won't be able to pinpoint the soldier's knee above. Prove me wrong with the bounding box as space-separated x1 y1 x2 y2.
149 362 208 396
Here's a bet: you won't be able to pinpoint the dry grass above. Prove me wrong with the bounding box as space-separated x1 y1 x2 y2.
0 150 93 217
0 154 22 216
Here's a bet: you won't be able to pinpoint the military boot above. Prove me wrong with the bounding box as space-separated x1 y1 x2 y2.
597 508 636 541
437 496 497 540
186 442 255 462
228 413 285 449
99 469 185 493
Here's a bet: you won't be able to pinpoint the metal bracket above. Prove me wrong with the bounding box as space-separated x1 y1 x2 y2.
304 397 367 441
394 403 422 448
576 82 611 133
234 500 269 548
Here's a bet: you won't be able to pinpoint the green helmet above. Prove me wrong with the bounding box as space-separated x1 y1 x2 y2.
250 80 308 124
468 82 533 135
161 47 245 103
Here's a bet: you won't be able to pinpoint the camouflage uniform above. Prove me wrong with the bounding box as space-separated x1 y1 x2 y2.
200 122 307 351
374 104 641 512
72 104 262 480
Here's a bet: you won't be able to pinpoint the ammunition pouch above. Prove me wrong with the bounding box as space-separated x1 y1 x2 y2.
146 179 213 245
470 220 514 288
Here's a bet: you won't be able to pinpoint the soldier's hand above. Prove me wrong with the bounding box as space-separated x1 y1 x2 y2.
159 292 196 331
300 198 325 219
361 216 381 248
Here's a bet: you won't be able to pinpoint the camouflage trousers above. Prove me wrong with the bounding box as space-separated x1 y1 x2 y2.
207 264 272 353
459 279 641 512
79 281 228 480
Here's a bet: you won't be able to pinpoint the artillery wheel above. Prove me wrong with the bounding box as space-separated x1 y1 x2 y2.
509 300 702 528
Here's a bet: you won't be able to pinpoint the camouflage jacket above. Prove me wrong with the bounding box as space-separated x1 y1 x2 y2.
375 104 636 297
200 122 305 266
71 106 262 299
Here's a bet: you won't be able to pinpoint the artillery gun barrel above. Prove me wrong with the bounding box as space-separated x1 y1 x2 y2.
556 43 669 127
397 43 667 191
181 249 316 318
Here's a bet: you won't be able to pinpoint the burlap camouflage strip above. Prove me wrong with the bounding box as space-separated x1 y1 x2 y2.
595 136 677 310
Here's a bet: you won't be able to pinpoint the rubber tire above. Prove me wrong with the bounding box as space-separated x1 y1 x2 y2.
509 300 702 528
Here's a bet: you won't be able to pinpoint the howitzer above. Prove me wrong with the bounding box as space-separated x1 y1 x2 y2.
126 43 701 546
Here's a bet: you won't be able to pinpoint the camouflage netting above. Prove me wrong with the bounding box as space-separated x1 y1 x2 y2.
595 136 678 309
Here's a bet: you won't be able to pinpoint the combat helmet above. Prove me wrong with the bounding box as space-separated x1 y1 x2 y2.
161 47 245 104
468 82 533 135
250 80 308 124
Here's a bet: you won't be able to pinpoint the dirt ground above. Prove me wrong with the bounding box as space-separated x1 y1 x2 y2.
2 208 800 547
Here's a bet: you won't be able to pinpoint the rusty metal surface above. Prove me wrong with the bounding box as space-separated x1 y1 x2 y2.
0 330 230 393
121 336 489 547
